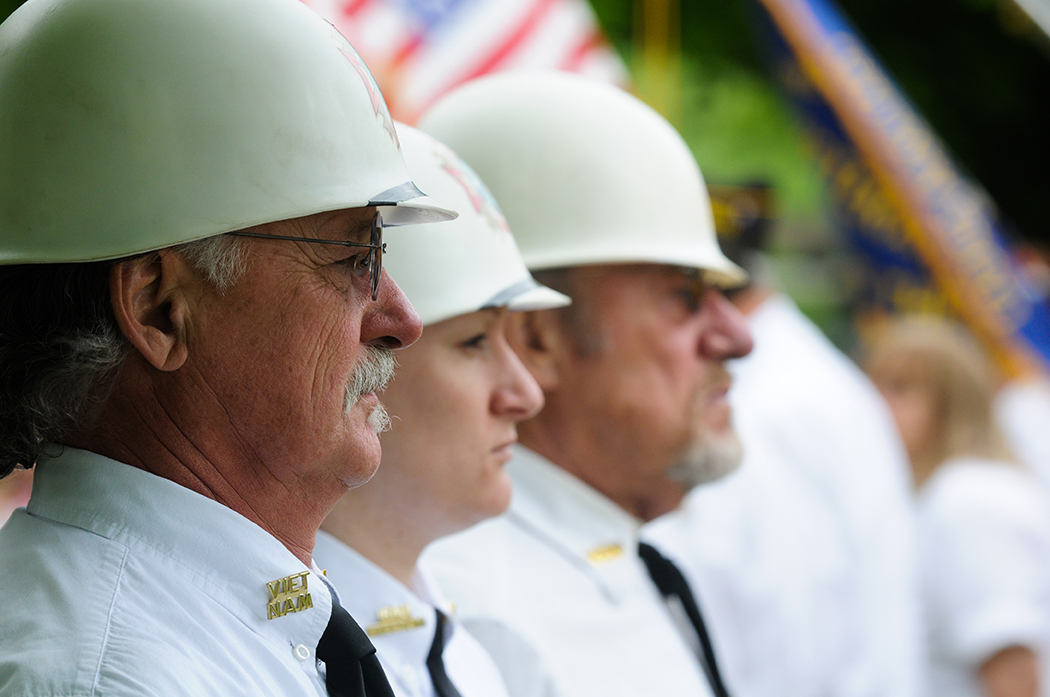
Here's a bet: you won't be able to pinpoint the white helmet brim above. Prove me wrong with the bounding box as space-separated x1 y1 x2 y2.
482 277 571 313
369 181 457 226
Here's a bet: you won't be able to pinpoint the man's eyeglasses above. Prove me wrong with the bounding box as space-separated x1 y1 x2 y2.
229 210 385 300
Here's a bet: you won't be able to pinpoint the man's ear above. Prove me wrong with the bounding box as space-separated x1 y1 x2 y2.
506 310 566 392
109 251 196 372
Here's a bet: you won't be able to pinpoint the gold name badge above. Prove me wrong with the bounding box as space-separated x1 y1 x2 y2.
266 571 314 620
587 543 624 564
366 604 426 636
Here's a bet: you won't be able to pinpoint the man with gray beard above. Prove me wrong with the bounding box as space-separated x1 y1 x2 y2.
418 73 752 697
646 186 924 697
0 0 454 694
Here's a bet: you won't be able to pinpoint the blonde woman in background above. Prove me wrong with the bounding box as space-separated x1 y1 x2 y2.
865 316 1050 697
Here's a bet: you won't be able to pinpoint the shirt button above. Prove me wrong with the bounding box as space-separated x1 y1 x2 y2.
293 644 311 662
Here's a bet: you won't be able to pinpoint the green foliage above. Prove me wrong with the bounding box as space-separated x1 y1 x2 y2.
592 0 1050 246
673 62 827 220
592 0 827 221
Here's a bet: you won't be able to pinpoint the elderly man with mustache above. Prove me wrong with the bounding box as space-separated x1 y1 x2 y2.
0 0 453 695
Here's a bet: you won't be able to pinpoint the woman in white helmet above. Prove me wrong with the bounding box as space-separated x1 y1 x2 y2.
313 124 568 697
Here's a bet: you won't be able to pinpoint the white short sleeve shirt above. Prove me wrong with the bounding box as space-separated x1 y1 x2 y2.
918 458 1050 697
0 447 335 696
995 378 1050 488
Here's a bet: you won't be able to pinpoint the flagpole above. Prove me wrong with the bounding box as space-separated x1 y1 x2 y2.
754 0 1050 377
633 0 681 124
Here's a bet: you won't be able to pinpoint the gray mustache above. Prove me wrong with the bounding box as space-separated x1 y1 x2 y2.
344 346 397 412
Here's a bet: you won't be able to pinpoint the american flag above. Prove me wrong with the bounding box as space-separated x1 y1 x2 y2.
303 0 628 123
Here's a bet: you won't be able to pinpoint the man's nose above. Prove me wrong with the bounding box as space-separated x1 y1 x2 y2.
698 289 753 360
362 269 423 350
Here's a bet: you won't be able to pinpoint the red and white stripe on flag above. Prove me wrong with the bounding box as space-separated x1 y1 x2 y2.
303 0 628 123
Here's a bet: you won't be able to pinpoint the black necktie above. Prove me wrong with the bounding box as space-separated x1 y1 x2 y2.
426 610 464 697
638 541 731 697
316 601 396 697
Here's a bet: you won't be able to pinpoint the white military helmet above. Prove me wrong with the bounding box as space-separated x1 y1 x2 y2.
417 71 746 288
384 124 569 326
0 0 454 264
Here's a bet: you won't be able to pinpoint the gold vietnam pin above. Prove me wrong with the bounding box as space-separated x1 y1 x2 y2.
266 571 314 620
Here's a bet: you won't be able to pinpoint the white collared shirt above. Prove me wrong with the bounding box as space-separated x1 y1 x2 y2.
422 447 714 697
919 458 1050 697
0 447 334 696
995 378 1050 488
313 531 512 697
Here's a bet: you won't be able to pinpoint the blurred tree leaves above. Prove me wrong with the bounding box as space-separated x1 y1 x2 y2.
593 0 828 229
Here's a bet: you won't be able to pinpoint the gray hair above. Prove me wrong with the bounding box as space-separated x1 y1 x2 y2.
0 234 247 477
176 235 249 291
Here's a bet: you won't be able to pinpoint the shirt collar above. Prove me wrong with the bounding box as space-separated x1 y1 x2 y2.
29 447 333 658
313 531 444 688
505 445 643 600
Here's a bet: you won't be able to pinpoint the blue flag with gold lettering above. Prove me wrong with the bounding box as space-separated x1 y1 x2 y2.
749 0 1050 377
